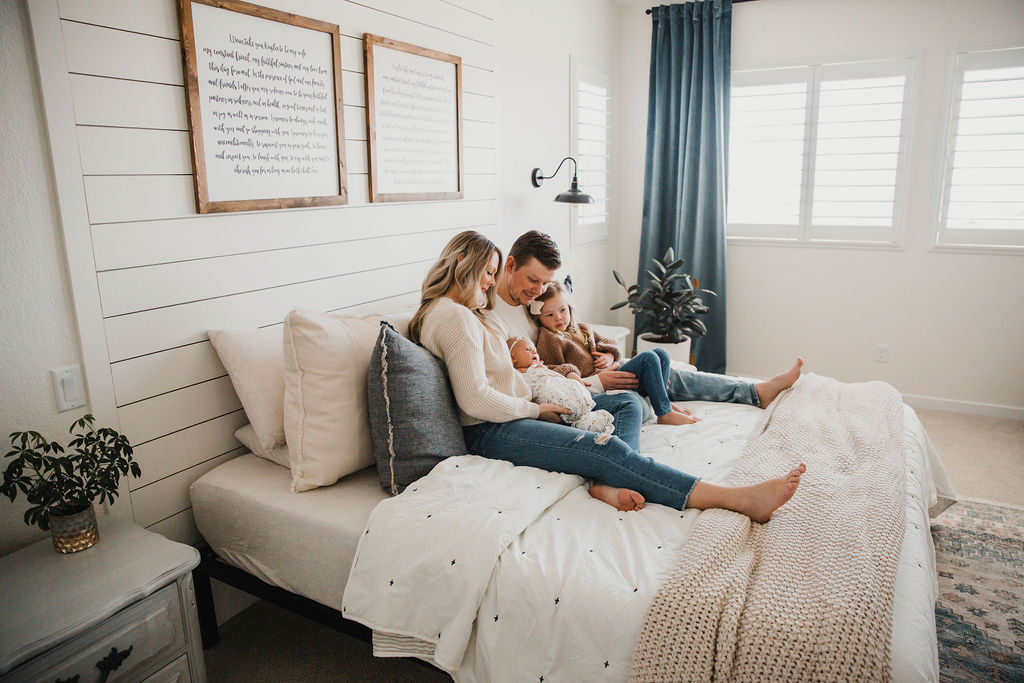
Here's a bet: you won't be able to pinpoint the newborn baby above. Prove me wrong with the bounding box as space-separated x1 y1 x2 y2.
508 336 615 434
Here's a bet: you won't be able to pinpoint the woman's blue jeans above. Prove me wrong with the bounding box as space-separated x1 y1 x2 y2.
462 392 699 510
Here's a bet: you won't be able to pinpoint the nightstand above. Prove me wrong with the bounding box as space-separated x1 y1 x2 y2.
0 518 206 682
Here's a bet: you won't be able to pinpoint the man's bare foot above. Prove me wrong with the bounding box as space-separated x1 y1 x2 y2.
667 403 700 419
755 358 804 408
686 464 805 523
657 410 699 426
589 483 645 511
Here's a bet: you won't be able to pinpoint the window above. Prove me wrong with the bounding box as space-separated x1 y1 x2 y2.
571 59 610 246
936 46 1024 250
728 58 914 245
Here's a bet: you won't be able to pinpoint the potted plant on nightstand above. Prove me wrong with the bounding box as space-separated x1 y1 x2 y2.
1 414 140 553
611 247 717 364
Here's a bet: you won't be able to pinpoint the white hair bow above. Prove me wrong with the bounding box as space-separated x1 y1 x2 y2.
528 300 545 316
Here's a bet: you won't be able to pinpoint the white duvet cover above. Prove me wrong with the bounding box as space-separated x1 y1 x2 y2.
342 401 950 682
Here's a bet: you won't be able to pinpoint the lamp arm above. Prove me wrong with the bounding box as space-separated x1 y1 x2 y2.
537 156 578 181
531 156 580 188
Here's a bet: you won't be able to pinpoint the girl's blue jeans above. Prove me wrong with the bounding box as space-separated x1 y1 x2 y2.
619 348 760 415
463 392 698 510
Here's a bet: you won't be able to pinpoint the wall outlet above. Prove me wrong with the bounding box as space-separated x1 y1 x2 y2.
51 365 86 412
874 344 890 363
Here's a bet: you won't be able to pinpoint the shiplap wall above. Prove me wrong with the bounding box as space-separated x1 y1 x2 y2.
29 0 497 545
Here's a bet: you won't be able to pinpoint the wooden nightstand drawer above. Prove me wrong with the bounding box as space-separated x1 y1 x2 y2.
4 583 185 683
144 653 191 683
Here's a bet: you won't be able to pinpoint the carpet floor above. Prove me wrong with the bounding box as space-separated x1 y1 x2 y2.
932 497 1024 682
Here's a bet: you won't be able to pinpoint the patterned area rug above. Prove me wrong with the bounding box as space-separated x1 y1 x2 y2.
931 498 1024 682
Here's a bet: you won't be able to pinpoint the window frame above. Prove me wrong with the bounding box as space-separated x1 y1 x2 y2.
933 44 1024 252
570 58 611 248
727 56 916 248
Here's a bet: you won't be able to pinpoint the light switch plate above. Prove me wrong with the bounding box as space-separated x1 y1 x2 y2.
51 365 86 412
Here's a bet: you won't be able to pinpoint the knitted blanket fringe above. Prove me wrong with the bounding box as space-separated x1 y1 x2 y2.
630 373 907 682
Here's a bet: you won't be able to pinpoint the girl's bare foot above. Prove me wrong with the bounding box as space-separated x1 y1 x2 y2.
589 483 645 511
686 464 805 523
657 410 699 426
755 358 804 408
667 403 700 419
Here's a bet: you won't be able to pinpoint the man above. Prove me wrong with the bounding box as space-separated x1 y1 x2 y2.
484 231 788 407
483 230 638 394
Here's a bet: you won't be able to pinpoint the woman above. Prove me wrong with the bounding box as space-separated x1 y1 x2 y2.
410 231 804 520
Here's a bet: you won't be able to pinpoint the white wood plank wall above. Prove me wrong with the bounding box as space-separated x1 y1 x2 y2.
41 0 497 544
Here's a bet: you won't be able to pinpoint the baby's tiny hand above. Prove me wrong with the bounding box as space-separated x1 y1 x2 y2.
567 372 590 388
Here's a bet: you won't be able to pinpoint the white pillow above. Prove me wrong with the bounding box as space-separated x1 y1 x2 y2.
234 423 290 468
283 308 389 492
208 327 286 455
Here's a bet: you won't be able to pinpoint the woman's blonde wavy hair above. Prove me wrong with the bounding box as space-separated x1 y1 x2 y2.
408 230 502 343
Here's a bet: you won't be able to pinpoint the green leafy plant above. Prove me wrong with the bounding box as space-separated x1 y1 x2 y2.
612 247 717 344
1 414 140 531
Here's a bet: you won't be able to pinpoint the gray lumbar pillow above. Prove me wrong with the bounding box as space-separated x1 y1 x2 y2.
366 321 467 494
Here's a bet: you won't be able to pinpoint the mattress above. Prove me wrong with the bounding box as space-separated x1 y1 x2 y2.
191 457 387 610
191 400 954 681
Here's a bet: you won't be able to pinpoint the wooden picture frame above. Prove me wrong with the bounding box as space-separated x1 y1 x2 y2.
364 34 463 202
178 0 347 213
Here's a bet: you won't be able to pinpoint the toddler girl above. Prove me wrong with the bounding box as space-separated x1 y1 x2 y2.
531 281 697 426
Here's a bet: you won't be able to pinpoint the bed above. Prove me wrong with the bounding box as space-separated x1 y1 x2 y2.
190 307 955 681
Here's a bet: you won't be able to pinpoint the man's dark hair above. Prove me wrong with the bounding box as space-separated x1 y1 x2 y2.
509 230 561 270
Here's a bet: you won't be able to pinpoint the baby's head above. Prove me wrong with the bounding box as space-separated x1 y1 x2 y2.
508 336 542 370
530 280 575 333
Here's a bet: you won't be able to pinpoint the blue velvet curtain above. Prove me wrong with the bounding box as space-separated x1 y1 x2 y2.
638 1 731 373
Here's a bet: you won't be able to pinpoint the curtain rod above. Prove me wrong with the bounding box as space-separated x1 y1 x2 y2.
646 0 758 13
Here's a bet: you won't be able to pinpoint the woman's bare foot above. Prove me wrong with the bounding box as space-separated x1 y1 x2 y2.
657 410 699 426
667 403 700 419
755 358 804 408
589 483 645 511
686 464 805 523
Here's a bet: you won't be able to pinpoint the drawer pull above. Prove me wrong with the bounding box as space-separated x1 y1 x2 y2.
95 645 134 681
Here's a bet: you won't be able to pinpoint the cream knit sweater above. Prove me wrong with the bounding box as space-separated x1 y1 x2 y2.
419 297 540 426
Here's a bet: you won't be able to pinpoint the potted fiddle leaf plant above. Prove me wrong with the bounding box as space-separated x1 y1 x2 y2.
611 247 717 363
1 414 140 553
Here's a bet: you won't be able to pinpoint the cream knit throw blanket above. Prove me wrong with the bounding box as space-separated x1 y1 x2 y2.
630 373 906 682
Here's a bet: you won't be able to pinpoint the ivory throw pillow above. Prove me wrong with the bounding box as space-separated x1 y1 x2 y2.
208 327 286 456
234 423 290 469
283 308 384 492
366 322 466 494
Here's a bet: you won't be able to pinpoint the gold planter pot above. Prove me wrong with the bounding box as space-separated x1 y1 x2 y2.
49 504 99 553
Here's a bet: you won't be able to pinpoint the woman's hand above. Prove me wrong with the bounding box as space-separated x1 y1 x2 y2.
567 372 591 388
591 351 616 369
538 403 572 423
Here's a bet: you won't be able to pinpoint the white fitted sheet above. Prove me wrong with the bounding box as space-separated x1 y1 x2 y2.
190 456 386 611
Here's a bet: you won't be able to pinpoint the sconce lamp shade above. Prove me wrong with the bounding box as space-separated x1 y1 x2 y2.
531 156 594 204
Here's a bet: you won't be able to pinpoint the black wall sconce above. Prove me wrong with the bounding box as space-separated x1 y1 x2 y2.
531 156 594 204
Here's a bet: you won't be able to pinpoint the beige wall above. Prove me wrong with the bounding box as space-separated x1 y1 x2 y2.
0 0 85 555
613 0 1024 414
494 0 620 324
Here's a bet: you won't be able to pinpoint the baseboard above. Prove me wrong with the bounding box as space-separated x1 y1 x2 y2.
954 495 1024 513
901 393 1024 420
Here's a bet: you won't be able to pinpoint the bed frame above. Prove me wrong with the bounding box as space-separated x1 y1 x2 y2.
192 545 445 674
192 544 369 649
